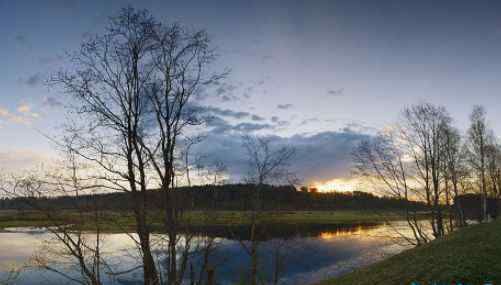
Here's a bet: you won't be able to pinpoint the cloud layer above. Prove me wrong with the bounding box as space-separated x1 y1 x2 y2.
192 130 370 184
0 149 51 173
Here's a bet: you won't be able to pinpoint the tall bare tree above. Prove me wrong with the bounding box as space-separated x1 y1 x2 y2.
401 102 452 238
485 143 501 199
353 130 431 245
465 105 493 221
51 7 225 285
241 135 295 285
441 125 468 228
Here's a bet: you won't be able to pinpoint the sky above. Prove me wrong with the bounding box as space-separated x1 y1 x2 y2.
2 0 501 190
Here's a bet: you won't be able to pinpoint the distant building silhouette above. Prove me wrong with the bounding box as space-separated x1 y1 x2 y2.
455 194 501 221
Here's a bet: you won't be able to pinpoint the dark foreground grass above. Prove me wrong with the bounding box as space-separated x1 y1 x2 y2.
316 219 501 285
0 210 404 231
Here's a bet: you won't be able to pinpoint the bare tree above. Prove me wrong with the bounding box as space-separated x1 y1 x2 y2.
485 143 501 199
401 103 452 238
0 152 109 285
51 7 225 285
241 135 295 285
441 125 468 228
465 105 493 221
182 136 205 188
353 130 430 245
51 9 161 282
191 160 228 285
354 103 463 242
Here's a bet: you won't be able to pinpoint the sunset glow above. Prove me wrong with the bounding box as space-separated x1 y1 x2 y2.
313 178 359 193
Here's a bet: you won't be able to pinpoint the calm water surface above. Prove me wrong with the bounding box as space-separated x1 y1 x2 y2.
0 222 416 285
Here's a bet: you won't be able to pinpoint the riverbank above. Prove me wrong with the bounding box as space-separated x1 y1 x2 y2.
315 219 501 285
0 209 407 231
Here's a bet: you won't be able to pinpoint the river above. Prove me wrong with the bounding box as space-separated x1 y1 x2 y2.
0 222 416 285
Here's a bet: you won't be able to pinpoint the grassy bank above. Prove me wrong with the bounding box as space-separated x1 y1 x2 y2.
0 210 405 231
316 219 501 285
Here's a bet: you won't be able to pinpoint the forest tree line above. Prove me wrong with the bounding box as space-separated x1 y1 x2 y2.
0 184 427 212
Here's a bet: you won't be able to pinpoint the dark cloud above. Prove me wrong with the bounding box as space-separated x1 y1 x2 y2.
251 114 265 121
244 86 254 94
203 106 252 120
239 79 268 100
215 86 227 96
191 134 249 180
26 74 41 86
341 122 377 134
277 104 293 110
221 95 232 102
197 105 268 124
193 130 371 183
203 112 273 134
212 82 239 102
19 73 42 87
232 122 273 132
14 34 28 45
196 105 284 129
300 117 320 125
327 88 344 96
271 116 289 127
42 96 63 108
205 116 233 134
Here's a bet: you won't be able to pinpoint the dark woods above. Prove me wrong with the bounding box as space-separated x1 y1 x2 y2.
0 184 427 212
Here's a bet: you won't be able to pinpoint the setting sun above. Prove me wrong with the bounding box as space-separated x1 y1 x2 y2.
313 178 358 193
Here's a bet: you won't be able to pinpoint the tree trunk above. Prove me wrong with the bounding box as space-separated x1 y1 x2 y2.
168 231 178 285
250 217 258 285
207 266 215 285
138 228 159 285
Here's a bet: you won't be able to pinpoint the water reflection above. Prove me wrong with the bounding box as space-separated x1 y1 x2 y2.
318 225 367 239
0 222 416 285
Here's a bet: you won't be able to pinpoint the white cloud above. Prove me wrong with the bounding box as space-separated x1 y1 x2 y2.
17 104 31 114
0 105 40 125
0 149 52 173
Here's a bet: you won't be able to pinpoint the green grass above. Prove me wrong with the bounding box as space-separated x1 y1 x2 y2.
0 210 404 231
316 219 501 285
182 210 405 225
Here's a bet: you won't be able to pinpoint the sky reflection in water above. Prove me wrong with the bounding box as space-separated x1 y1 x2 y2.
0 222 416 285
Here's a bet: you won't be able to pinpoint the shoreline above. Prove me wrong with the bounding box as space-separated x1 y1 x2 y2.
0 209 409 231
314 220 501 285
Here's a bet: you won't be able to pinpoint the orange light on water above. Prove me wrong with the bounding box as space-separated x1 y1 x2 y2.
319 226 365 239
